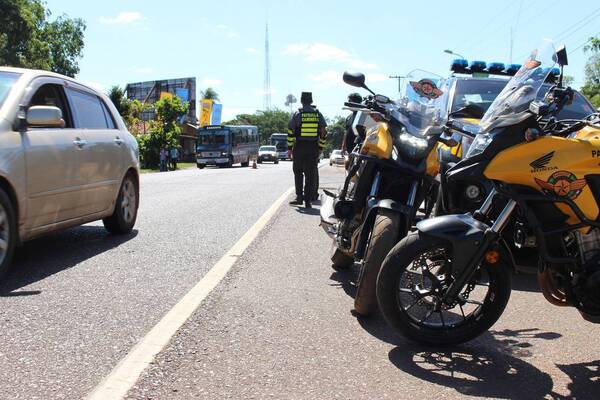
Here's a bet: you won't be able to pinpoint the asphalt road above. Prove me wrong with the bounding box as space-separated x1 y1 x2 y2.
1 161 599 399
0 161 298 400
126 165 598 400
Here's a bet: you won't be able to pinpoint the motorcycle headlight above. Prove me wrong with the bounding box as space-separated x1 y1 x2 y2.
465 134 493 158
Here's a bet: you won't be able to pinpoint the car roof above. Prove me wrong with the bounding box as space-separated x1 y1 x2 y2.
0 66 100 93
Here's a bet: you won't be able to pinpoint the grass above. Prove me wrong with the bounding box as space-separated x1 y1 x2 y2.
140 162 197 174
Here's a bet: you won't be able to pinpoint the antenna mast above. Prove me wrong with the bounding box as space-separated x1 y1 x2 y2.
264 21 272 111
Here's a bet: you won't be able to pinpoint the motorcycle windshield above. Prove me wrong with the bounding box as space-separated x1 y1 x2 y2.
479 40 557 133
396 70 449 135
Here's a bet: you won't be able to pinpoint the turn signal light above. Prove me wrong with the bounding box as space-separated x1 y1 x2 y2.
485 250 500 264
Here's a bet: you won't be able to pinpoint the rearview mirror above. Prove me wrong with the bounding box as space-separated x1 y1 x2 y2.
26 106 64 128
343 71 366 88
342 71 375 95
555 45 568 67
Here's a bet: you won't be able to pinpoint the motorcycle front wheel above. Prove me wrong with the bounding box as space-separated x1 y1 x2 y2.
376 232 511 346
354 209 403 316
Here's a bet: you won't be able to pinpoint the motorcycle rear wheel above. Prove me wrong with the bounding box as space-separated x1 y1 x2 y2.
377 232 511 346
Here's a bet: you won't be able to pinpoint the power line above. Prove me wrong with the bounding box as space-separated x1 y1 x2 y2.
572 32 600 53
553 7 600 42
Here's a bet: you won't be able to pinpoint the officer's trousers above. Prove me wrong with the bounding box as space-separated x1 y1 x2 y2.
292 141 319 201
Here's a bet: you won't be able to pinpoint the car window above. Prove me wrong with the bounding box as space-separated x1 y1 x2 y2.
100 100 117 129
0 72 21 110
29 83 73 128
451 79 508 116
66 88 109 129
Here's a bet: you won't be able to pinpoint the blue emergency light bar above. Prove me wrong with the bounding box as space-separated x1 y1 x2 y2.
505 64 522 74
451 59 519 77
470 61 487 72
487 62 505 73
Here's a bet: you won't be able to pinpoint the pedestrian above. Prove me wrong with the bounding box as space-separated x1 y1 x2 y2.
341 92 363 169
287 92 327 209
159 147 167 172
170 147 179 170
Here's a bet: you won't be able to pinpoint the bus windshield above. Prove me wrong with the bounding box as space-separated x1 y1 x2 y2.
198 129 229 145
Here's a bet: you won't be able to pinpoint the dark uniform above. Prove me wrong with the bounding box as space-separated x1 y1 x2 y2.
288 94 327 208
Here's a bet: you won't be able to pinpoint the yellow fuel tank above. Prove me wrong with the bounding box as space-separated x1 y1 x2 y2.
361 123 393 159
485 135 600 225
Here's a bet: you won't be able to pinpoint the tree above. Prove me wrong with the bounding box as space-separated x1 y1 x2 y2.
324 116 347 157
581 37 600 108
225 109 290 144
108 86 130 117
136 96 188 167
201 87 219 101
0 0 86 77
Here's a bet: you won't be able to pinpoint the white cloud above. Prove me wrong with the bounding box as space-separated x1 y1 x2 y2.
99 11 144 25
284 43 350 62
284 42 379 72
367 73 389 82
202 78 222 87
215 24 239 38
245 47 259 54
309 70 344 86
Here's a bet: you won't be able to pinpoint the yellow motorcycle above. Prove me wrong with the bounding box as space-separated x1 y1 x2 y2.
321 72 455 316
377 41 600 345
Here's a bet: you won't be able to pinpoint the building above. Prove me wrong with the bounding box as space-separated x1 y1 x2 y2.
126 77 198 161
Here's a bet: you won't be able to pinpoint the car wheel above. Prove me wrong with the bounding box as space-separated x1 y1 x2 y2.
275 160 279 164
197 163 205 169
103 173 139 234
0 189 17 281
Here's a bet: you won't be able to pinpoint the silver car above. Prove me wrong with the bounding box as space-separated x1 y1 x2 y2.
0 67 140 278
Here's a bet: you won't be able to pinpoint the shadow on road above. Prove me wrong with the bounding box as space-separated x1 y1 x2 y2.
0 226 138 296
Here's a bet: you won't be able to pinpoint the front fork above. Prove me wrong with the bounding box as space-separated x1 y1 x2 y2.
443 189 516 303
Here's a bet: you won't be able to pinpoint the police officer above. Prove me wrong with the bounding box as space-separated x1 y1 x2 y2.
288 92 327 208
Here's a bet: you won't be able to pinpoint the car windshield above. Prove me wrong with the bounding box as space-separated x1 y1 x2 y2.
332 150 342 156
451 79 508 118
0 72 21 110
479 40 557 132
260 146 276 151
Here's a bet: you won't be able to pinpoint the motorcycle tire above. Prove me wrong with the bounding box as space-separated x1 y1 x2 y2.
331 247 354 271
354 209 402 316
377 232 511 346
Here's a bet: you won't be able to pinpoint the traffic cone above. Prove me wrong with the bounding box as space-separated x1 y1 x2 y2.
252 158 257 169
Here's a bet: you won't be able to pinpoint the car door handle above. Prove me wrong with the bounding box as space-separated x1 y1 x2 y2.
73 138 87 147
114 137 124 145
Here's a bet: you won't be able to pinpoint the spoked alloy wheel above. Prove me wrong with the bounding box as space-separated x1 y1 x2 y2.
0 206 9 266
120 179 137 225
377 232 511 345
103 174 139 234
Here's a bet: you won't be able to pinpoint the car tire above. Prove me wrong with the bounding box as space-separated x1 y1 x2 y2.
258 159 263 164
0 189 17 281
275 160 279 164
103 173 139 234
241 157 250 167
197 163 205 169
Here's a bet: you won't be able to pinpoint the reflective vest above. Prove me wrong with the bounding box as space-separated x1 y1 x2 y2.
299 111 319 140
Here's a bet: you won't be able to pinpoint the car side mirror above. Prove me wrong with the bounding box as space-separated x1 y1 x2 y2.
26 106 64 128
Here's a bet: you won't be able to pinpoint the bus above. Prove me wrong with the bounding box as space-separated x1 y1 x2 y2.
269 133 289 160
196 125 259 168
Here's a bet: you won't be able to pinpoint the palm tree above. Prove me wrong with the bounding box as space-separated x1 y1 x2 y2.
201 87 219 101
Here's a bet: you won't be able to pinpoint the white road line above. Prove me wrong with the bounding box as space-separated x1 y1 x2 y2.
86 187 295 400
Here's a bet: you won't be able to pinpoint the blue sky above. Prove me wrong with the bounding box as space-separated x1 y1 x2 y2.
47 0 600 121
